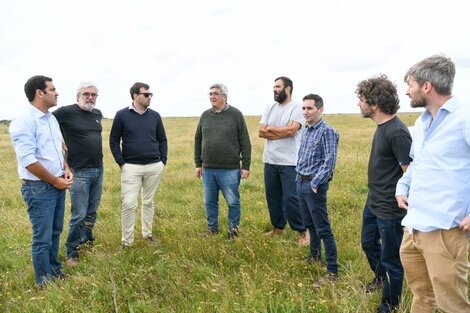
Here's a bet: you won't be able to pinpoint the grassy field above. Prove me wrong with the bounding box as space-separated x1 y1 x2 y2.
0 112 444 312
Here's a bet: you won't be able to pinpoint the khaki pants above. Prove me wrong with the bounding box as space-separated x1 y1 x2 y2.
121 162 164 246
400 227 470 313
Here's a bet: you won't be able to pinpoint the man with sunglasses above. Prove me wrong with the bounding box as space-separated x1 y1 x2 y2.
110 82 167 248
53 82 103 267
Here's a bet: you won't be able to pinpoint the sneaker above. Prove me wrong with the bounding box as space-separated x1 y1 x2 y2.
298 230 310 246
228 228 239 241
365 277 384 293
263 228 284 237
66 257 79 268
313 272 338 288
144 236 157 246
199 229 219 237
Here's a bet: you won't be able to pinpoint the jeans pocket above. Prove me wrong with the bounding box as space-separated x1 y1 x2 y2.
21 182 51 197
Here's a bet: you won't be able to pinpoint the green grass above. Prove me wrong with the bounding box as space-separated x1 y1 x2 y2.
0 113 440 312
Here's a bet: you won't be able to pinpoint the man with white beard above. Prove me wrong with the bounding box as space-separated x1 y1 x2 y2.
53 82 103 267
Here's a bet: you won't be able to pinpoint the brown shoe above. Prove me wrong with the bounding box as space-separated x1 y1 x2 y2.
313 272 338 288
263 228 284 237
66 257 79 268
298 230 310 246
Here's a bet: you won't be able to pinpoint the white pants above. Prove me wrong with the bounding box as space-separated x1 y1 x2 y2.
120 162 164 245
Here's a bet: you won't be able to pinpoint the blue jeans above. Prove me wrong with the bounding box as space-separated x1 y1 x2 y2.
264 163 305 232
361 205 404 310
21 181 65 285
202 168 241 231
66 167 103 258
297 180 338 273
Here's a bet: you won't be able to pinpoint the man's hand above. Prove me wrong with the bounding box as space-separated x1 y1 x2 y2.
64 168 73 183
311 188 317 194
396 195 409 210
241 169 249 179
459 215 470 232
53 177 72 190
195 167 202 178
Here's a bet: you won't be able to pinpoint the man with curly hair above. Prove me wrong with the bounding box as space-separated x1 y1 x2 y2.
356 75 412 313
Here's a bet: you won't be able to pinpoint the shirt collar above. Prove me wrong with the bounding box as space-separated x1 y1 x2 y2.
421 96 457 123
128 103 148 114
305 118 324 130
29 104 50 119
212 103 230 113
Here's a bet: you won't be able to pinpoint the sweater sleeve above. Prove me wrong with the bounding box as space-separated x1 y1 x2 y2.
194 114 203 167
156 114 168 164
109 112 125 166
238 112 251 170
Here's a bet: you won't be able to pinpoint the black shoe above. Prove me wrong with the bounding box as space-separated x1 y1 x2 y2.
144 236 157 246
199 229 219 237
377 305 398 313
301 255 322 265
313 272 338 288
228 228 239 241
365 277 384 293
54 272 70 282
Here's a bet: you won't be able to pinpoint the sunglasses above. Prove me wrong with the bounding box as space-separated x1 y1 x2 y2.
138 92 153 98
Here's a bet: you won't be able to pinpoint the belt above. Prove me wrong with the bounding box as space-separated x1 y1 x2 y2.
21 179 41 184
299 175 313 181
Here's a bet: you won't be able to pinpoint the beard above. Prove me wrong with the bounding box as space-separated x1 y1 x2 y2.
360 109 372 118
274 88 288 104
77 100 95 111
410 97 427 108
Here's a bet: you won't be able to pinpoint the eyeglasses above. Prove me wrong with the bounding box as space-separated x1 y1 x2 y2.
138 92 153 98
81 92 98 98
208 92 225 97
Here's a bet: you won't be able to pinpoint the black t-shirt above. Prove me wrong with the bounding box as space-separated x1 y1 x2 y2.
53 104 103 170
366 116 412 219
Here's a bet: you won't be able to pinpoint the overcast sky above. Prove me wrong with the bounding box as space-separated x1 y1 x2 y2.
1 0 469 120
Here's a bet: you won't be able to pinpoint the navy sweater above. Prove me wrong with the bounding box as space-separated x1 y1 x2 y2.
109 107 168 167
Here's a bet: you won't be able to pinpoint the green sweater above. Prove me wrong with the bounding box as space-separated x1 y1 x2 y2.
194 106 251 170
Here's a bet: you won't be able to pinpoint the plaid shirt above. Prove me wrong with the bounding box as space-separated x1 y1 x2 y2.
296 118 339 189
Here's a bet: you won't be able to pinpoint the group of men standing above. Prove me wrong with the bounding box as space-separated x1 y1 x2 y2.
10 78 167 286
195 77 339 291
9 54 470 313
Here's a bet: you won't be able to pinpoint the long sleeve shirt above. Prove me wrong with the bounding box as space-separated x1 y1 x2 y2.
109 106 168 167
9 105 65 180
194 105 251 170
296 118 339 189
396 97 470 232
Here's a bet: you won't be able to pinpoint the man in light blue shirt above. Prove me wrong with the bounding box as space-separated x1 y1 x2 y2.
10 75 73 287
396 55 470 313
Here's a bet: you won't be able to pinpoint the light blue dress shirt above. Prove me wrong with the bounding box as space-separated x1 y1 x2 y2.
396 97 470 232
9 105 64 180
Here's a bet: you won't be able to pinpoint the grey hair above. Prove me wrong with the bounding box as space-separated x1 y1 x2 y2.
404 54 455 95
210 83 228 96
76 81 99 96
